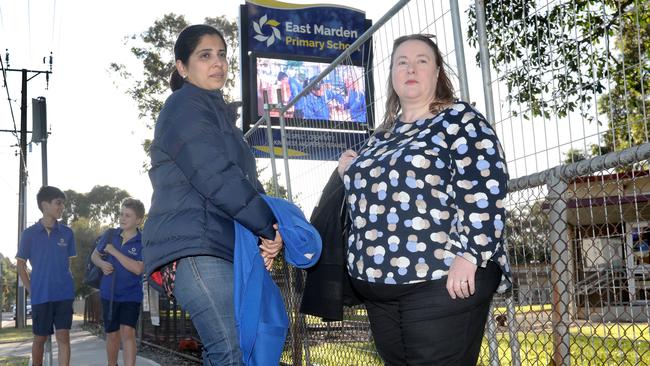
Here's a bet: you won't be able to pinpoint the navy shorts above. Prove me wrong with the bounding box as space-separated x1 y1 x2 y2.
102 300 140 333
32 300 73 336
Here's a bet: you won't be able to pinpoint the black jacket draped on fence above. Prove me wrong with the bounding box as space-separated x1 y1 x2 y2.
300 169 362 321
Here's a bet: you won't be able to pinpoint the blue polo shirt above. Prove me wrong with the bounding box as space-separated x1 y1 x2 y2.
15 220 76 305
96 228 143 303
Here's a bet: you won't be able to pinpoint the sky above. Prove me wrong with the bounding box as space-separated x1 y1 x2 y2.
0 0 399 260
0 0 603 260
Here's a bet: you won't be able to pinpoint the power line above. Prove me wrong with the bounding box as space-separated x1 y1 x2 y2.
0 3 4 33
51 0 57 46
0 53 20 145
27 0 32 61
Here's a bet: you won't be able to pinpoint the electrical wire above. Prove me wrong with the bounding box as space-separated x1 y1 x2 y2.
0 3 5 34
0 53 28 177
51 0 57 47
0 55 19 143
27 0 32 62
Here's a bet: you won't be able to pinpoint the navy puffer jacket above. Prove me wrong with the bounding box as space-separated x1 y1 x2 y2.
143 82 276 278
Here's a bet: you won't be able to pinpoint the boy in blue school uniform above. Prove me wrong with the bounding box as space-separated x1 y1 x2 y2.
16 186 76 366
302 77 345 121
91 198 145 366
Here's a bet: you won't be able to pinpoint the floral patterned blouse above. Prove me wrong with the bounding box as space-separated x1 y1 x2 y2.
343 101 512 292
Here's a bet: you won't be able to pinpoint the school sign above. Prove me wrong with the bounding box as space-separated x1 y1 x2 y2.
244 0 368 61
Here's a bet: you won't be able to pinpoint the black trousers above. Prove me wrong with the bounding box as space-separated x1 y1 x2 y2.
352 261 501 366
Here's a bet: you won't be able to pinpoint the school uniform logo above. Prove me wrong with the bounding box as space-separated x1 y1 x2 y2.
128 247 138 256
57 238 68 247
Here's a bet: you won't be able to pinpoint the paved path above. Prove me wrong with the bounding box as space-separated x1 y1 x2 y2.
0 316 160 366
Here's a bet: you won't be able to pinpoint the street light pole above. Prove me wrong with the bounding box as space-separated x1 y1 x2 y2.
1 60 53 328
16 69 28 329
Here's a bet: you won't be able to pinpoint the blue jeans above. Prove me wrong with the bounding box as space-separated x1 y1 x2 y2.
173 256 243 366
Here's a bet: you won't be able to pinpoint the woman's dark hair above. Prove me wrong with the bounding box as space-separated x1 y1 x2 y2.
378 34 455 131
170 24 227 91
277 71 288 81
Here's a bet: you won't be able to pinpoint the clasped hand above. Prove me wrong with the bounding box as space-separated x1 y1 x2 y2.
259 224 283 271
337 150 358 178
98 244 115 275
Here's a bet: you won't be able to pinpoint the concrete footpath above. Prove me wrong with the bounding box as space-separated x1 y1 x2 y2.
0 316 160 366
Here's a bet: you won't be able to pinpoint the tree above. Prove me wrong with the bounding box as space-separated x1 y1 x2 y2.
62 185 130 226
110 13 240 125
506 201 551 265
69 218 104 297
60 185 131 296
110 13 240 167
0 256 17 311
597 3 650 152
467 1 648 154
564 148 589 164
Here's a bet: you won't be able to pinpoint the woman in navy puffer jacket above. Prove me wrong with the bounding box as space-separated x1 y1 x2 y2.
142 24 283 366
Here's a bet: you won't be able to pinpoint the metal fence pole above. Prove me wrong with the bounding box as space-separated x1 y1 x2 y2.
262 90 280 196
449 0 470 102
44 336 53 366
505 296 522 366
486 304 500 366
276 90 293 202
474 0 496 125
547 175 571 366
275 90 308 366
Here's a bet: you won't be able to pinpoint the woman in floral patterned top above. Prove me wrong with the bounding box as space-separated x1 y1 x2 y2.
338 34 511 365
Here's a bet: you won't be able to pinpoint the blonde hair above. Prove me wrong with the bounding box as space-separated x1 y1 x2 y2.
378 34 455 132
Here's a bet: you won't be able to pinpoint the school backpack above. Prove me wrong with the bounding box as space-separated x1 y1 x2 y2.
83 228 115 289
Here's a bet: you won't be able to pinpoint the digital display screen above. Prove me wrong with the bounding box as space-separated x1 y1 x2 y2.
255 57 368 123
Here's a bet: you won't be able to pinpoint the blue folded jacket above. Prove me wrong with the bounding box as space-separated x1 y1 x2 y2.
234 195 322 366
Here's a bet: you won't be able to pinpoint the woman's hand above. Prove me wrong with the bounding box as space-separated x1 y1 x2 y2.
446 256 478 299
260 224 283 270
337 150 358 178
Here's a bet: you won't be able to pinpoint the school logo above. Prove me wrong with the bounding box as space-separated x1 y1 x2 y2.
253 14 281 47
57 238 67 247
129 247 138 256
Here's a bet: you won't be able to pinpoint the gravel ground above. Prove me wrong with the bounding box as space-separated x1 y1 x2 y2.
82 323 201 366
138 342 201 366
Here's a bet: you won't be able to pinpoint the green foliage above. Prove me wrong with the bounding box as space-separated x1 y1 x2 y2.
69 218 104 297
61 185 130 227
262 173 289 199
506 201 550 264
467 1 648 155
477 329 650 365
281 342 382 366
0 323 33 343
110 13 239 128
59 185 131 296
0 355 29 365
597 2 650 153
0 256 17 311
564 148 589 164
467 1 623 120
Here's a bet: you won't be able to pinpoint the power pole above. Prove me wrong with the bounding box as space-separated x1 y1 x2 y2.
0 50 53 329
